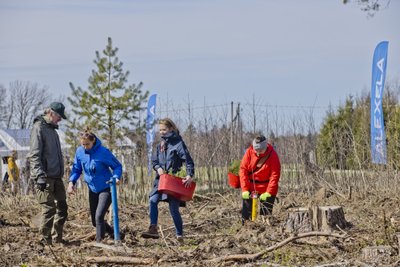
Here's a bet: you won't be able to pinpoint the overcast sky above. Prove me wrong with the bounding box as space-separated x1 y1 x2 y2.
0 0 399 128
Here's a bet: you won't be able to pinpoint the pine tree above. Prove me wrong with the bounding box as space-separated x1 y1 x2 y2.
67 37 149 150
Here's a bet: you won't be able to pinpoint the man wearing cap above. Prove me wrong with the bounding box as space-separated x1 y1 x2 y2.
239 135 281 224
29 102 68 245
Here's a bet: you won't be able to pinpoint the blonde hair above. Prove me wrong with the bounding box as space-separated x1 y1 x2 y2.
79 127 96 142
158 118 179 135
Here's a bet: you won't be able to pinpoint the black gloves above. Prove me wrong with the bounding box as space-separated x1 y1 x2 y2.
36 177 46 191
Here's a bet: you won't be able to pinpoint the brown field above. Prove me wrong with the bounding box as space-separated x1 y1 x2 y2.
0 175 399 267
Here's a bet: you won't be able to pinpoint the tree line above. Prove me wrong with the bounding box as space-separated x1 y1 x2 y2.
1 37 399 177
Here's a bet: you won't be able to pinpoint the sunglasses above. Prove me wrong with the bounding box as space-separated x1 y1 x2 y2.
79 132 95 138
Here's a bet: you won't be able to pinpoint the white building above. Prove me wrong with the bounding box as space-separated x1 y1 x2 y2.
0 128 136 186
0 128 71 182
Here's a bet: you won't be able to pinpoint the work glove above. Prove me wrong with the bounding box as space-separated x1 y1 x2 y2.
36 177 46 191
242 191 250 200
260 192 271 201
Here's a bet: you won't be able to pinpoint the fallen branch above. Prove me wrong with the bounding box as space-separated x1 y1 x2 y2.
92 242 133 254
314 261 349 267
77 232 96 241
215 193 229 203
185 233 230 239
47 245 59 262
208 231 348 263
19 217 29 227
163 215 237 232
67 222 92 228
193 194 213 201
86 256 154 265
159 225 178 253
193 201 211 221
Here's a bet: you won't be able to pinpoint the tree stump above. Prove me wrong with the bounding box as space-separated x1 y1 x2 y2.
285 206 348 233
361 246 394 263
397 233 400 257
284 207 312 233
318 206 348 231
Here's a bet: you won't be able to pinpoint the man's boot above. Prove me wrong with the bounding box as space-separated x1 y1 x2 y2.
141 224 159 239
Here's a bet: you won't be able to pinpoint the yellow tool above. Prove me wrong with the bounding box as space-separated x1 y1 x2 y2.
251 191 258 221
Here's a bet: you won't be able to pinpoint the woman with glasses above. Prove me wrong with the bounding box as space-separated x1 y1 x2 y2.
67 130 122 243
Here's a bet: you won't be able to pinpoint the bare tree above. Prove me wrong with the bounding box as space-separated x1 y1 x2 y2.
343 0 391 17
4 81 51 129
0 85 8 127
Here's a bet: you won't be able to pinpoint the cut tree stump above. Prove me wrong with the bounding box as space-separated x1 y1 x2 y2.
361 246 394 263
318 206 348 231
285 206 348 233
284 208 312 233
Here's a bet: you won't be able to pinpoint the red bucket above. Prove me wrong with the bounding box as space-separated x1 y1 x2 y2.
228 173 240 188
158 174 196 201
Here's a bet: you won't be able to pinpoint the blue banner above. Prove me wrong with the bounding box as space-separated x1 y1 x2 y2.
146 94 157 175
370 41 388 164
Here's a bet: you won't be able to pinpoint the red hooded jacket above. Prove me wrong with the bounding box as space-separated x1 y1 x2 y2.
239 144 281 196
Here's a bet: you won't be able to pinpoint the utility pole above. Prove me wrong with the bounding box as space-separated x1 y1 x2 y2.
231 101 234 143
237 103 242 159
252 93 256 134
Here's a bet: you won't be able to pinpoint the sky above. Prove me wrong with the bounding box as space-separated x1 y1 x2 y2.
0 0 399 129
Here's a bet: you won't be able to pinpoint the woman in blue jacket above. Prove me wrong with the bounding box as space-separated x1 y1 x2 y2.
141 118 195 242
67 130 122 243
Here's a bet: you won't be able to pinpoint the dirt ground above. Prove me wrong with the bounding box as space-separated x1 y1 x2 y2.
0 187 399 267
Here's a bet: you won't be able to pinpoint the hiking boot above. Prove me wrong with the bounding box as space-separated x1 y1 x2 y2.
141 225 159 239
176 235 184 244
53 238 68 246
96 239 114 245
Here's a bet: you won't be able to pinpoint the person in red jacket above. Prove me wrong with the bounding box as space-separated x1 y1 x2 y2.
239 135 281 223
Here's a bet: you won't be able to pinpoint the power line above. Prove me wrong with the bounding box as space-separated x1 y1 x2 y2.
157 102 334 114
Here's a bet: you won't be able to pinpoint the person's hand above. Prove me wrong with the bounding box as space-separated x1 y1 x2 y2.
113 175 120 185
157 168 164 176
67 182 76 195
182 176 193 188
260 192 271 201
242 191 250 199
36 177 46 192
36 182 46 191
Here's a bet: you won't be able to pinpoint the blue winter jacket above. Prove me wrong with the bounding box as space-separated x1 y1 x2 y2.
69 137 122 193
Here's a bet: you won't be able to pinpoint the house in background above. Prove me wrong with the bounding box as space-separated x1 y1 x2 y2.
0 128 71 189
0 128 137 191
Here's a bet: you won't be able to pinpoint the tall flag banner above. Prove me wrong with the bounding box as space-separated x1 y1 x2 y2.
146 94 157 175
370 41 388 164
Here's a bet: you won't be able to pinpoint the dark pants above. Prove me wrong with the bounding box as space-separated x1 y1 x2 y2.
89 188 113 242
36 178 68 242
242 196 276 222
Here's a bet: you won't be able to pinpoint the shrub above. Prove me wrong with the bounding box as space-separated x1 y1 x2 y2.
228 160 241 175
